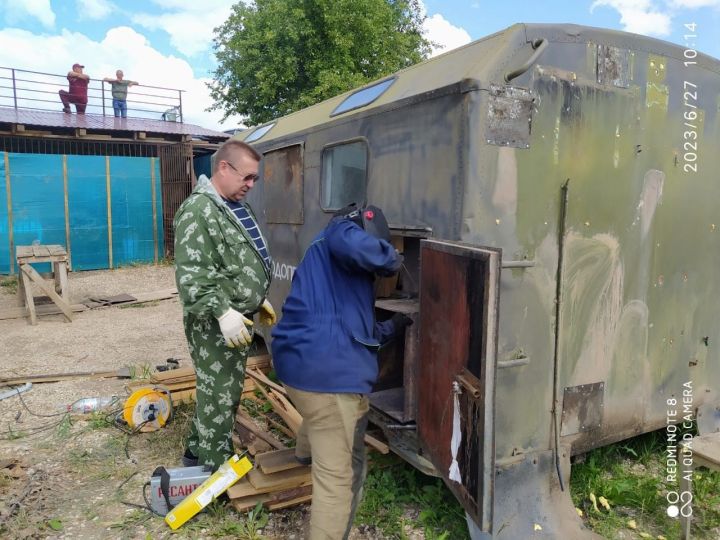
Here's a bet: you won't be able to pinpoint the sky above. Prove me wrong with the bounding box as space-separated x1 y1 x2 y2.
0 0 717 132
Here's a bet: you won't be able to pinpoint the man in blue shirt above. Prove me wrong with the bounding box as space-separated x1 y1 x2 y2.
272 204 412 540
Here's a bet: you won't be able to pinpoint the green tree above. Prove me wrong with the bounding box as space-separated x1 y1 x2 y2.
209 0 431 125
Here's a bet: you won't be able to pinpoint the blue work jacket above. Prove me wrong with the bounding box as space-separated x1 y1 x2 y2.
271 218 400 394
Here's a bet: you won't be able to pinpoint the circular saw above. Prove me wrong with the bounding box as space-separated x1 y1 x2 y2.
123 386 173 432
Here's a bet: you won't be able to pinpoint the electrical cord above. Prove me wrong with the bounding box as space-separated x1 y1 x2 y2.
14 385 69 417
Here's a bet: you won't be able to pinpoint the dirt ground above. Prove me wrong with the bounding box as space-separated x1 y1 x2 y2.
0 265 399 540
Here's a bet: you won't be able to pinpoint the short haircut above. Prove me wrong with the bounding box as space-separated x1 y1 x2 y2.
213 139 261 173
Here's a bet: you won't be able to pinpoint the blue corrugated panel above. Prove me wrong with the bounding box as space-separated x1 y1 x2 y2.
110 157 160 267
67 156 109 271
9 153 66 273
0 153 163 274
0 156 9 274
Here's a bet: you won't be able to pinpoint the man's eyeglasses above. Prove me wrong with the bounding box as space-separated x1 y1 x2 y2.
223 160 260 183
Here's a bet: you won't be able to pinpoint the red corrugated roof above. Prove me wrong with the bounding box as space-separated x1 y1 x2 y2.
0 106 229 139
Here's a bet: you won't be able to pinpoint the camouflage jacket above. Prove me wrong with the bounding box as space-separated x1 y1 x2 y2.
173 176 271 320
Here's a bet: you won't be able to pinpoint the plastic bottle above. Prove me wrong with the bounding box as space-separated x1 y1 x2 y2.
67 396 119 414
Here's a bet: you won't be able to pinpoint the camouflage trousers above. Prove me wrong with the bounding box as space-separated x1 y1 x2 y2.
183 314 248 470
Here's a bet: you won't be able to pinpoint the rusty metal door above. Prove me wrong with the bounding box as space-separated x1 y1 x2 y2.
158 142 195 257
417 239 501 532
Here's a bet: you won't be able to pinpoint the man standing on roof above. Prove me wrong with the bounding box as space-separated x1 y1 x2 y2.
174 139 276 471
272 203 412 540
103 69 138 118
59 63 90 114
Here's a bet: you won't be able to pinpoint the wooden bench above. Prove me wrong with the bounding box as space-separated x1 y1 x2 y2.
16 245 72 325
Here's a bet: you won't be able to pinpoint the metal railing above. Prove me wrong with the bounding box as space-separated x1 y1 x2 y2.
0 66 184 122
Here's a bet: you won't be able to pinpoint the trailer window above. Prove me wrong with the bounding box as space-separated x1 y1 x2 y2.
321 141 367 210
245 122 275 142
330 78 395 116
263 144 303 224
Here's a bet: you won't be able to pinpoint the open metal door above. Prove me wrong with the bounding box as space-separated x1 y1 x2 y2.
417 239 501 533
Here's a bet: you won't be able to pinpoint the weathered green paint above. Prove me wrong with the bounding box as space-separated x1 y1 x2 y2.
241 23 720 538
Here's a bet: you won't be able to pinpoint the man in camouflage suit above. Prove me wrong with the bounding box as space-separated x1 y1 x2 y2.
174 139 274 470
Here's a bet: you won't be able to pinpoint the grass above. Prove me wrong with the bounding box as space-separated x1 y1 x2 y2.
356 453 469 539
570 428 720 539
0 276 18 294
178 499 269 540
126 363 154 380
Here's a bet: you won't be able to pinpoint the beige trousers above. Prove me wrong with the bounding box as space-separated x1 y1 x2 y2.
286 386 369 540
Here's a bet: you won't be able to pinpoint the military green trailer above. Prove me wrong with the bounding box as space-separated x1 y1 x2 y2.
237 23 720 539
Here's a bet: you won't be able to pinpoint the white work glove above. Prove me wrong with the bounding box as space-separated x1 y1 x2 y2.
217 308 253 348
259 299 277 326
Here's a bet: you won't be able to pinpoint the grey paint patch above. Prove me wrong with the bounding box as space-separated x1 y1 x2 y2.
486 85 535 149
596 45 630 88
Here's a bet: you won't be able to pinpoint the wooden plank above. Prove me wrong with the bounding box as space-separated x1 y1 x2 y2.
20 268 36 325
266 391 302 435
16 246 33 259
364 433 390 455
21 264 73 322
152 380 197 392
235 413 285 450
170 388 196 404
686 432 720 468
255 448 304 475
0 303 86 321
232 432 271 456
267 493 312 510
228 474 312 500
47 245 67 256
230 485 313 512
247 375 301 435
246 369 286 395
266 416 295 439
151 365 195 382
247 465 311 492
128 289 178 303
16 255 70 264
246 354 272 369
0 369 124 387
151 373 196 385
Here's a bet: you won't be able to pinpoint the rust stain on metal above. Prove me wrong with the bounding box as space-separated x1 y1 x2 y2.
561 382 605 436
263 144 304 224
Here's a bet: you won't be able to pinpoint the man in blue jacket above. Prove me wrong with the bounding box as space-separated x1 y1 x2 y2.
272 204 411 540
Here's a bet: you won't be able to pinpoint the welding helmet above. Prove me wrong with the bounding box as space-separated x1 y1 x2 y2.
334 203 391 243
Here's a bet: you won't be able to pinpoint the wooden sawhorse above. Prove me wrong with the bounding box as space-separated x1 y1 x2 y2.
16 245 72 325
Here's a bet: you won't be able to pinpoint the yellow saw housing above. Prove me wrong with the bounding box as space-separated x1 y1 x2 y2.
123 386 172 432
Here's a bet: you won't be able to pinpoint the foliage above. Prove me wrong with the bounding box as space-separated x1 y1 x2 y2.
209 0 431 125
357 454 469 539
0 276 17 294
570 429 720 539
